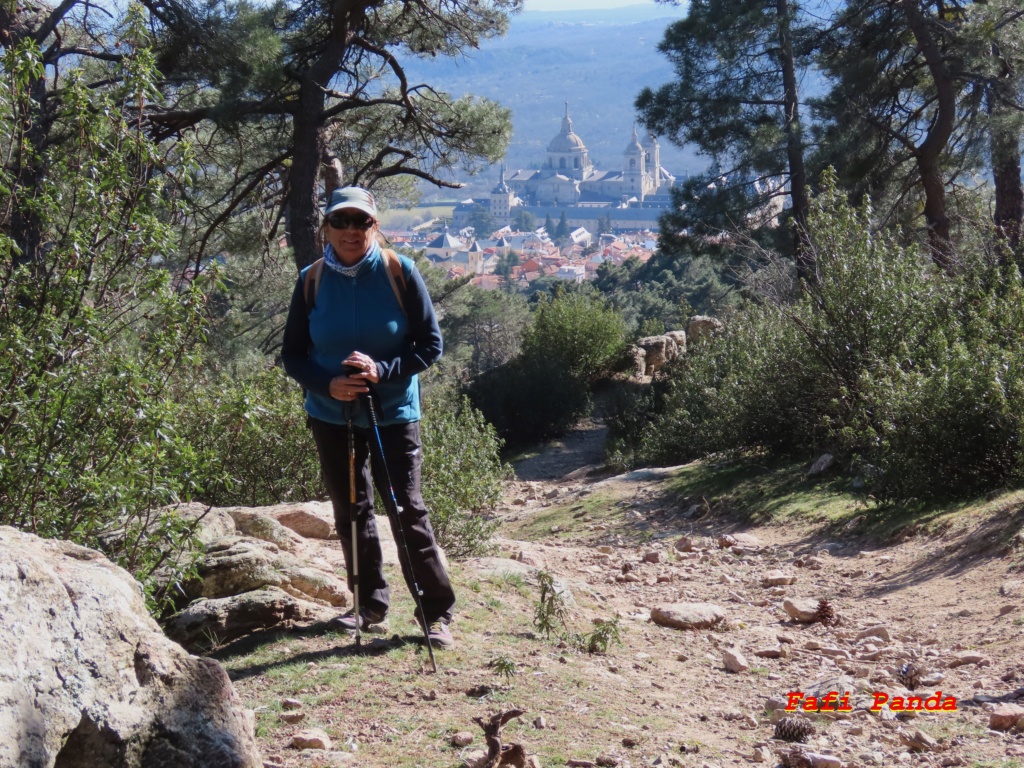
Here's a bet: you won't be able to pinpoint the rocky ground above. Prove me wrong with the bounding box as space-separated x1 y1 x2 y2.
219 417 1024 768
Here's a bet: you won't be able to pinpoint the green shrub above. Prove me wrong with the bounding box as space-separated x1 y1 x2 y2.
610 174 1024 501
420 384 509 559
468 291 626 444
169 365 324 507
0 35 214 613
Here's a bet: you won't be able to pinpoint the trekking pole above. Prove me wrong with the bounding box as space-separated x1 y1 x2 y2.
363 390 438 673
348 409 361 651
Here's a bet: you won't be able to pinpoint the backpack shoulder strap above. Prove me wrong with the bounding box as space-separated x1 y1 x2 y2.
382 248 408 317
303 258 325 316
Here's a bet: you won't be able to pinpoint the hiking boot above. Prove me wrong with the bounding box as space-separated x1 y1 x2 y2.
425 619 455 650
328 606 388 633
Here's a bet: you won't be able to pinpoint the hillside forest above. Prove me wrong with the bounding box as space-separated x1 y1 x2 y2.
1 0 1023 613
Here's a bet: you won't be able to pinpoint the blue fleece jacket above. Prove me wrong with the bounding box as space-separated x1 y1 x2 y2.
281 246 443 428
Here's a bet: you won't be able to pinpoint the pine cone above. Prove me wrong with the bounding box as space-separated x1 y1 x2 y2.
814 598 840 627
897 661 929 691
774 716 815 743
778 746 813 768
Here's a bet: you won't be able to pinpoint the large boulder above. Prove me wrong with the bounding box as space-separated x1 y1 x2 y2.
164 587 336 650
636 335 680 376
0 526 261 768
664 329 687 356
190 536 350 607
686 315 724 344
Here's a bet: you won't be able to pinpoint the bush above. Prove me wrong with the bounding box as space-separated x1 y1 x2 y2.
469 291 626 444
420 384 510 559
609 175 1024 501
170 365 324 507
0 37 219 613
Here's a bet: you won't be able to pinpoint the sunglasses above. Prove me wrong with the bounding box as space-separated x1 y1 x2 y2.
327 213 375 231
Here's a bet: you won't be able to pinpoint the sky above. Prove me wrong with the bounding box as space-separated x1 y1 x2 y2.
523 0 668 10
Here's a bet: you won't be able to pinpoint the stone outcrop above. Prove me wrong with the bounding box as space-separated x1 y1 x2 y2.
686 314 724 344
650 602 727 630
664 329 687 355
636 335 680 376
189 536 349 606
0 526 261 768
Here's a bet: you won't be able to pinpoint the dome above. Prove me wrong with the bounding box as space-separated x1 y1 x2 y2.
547 102 588 153
548 131 586 153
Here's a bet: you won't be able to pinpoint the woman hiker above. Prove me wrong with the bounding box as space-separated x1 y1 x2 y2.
281 185 456 649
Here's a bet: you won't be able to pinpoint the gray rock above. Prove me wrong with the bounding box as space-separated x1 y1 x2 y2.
650 603 726 630
722 648 749 673
626 345 646 378
686 314 723 344
193 536 349 606
783 598 820 623
289 728 332 750
762 570 797 587
856 625 891 643
164 587 337 650
664 329 688 355
807 453 835 477
636 335 680 376
1000 580 1023 598
226 509 306 553
0 526 260 768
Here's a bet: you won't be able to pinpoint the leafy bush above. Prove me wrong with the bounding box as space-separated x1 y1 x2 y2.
420 383 509 559
468 290 626 444
0 34 214 612
609 175 1024 501
170 365 324 507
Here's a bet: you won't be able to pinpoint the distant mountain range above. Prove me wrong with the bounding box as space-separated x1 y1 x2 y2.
405 4 708 200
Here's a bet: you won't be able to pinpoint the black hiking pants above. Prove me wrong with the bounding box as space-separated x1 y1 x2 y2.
309 416 456 625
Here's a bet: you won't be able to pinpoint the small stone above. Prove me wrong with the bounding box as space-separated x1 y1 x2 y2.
806 753 842 768
451 731 474 747
534 716 547 729
900 729 940 752
807 453 835 476
948 650 991 668
281 698 303 710
643 551 664 564
999 604 1016 616
857 625 891 643
290 728 332 751
674 536 697 552
783 598 820 623
762 570 797 587
999 580 1023 598
280 711 305 724
722 648 749 673
651 603 726 630
989 703 1024 731
754 646 784 659
752 745 770 762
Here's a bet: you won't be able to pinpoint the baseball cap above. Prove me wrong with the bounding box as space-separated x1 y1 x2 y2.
324 186 378 219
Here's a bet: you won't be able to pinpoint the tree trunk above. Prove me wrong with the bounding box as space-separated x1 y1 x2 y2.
901 0 957 273
777 0 812 282
988 42 1023 252
287 1 375 272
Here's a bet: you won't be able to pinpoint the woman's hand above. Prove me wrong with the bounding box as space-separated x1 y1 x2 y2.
343 351 380 384
329 374 369 401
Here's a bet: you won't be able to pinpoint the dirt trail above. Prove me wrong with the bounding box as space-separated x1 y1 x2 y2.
494 417 1024 768
231 414 1024 768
